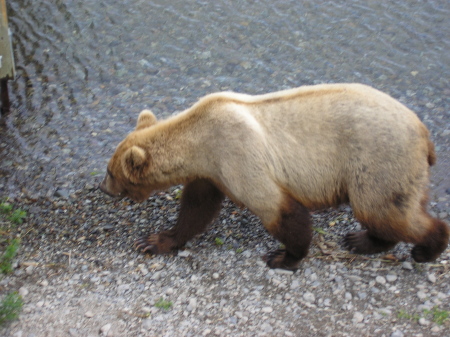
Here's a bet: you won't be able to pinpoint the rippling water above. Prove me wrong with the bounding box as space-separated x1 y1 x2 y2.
1 0 449 203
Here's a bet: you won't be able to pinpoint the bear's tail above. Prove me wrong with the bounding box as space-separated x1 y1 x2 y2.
427 138 436 166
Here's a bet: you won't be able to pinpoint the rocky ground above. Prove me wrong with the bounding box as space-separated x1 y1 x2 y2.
1 184 449 337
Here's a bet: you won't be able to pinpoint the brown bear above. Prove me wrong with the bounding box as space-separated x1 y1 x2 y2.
99 83 449 270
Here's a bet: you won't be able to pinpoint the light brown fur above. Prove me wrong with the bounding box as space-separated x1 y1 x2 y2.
100 83 449 268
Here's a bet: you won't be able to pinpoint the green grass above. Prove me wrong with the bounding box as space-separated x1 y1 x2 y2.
8 210 26 225
154 298 172 310
0 238 20 274
214 237 224 246
0 202 13 214
397 309 419 321
397 307 449 325
424 307 449 325
0 292 23 326
0 201 27 225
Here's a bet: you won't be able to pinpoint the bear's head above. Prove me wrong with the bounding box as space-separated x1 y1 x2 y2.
99 110 158 202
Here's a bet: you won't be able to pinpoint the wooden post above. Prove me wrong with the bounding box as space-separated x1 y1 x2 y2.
0 0 15 115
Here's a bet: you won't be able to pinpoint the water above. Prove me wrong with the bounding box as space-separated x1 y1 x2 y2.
1 0 449 207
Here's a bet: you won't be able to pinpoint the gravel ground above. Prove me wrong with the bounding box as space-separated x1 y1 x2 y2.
1 185 449 336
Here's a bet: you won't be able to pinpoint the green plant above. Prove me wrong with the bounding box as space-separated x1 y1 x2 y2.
90 171 100 176
0 201 26 225
236 248 243 254
0 292 23 326
214 237 224 246
0 202 13 214
425 307 449 325
8 209 26 225
0 239 20 274
154 298 172 310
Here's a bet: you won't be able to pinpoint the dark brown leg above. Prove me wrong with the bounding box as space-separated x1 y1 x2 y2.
344 231 398 254
135 178 225 254
1 79 11 115
412 218 449 262
264 197 312 270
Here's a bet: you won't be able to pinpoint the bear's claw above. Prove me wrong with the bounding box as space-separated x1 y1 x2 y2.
263 249 300 271
134 235 160 254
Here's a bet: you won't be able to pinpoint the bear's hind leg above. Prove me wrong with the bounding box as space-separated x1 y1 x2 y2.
411 217 449 262
135 178 225 254
344 231 398 255
264 196 312 271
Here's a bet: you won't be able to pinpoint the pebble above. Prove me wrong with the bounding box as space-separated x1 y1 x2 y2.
417 291 427 300
19 287 29 298
178 250 191 257
275 268 294 275
303 292 315 303
376 276 386 285
100 323 112 335
402 262 413 270
187 298 197 311
427 273 436 284
142 319 152 330
352 312 364 323
69 328 78 336
386 274 398 282
390 330 404 337
85 311 94 318
418 318 430 326
262 307 273 313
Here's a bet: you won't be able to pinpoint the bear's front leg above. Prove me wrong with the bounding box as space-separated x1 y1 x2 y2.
263 197 312 271
135 178 225 255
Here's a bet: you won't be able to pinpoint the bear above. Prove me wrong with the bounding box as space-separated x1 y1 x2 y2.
99 83 449 270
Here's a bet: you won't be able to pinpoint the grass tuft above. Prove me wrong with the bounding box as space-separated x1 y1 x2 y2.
0 292 23 326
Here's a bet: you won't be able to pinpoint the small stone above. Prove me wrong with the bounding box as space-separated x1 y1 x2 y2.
212 273 220 279
36 300 44 308
376 276 386 285
25 265 34 275
85 311 94 318
290 279 300 290
54 189 70 198
142 319 152 330
386 274 398 282
352 312 364 323
138 264 149 276
417 291 427 300
202 329 212 336
345 292 352 301
41 280 49 287
100 323 112 335
69 328 78 336
402 262 413 270
262 306 273 313
358 292 367 300
274 268 294 275
303 292 315 303
178 250 191 258
19 287 29 298
427 273 436 284
431 326 440 333
418 317 430 326
187 298 197 311
390 330 404 337
260 323 273 334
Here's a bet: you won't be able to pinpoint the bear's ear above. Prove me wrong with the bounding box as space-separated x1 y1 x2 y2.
136 109 157 130
121 146 150 182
